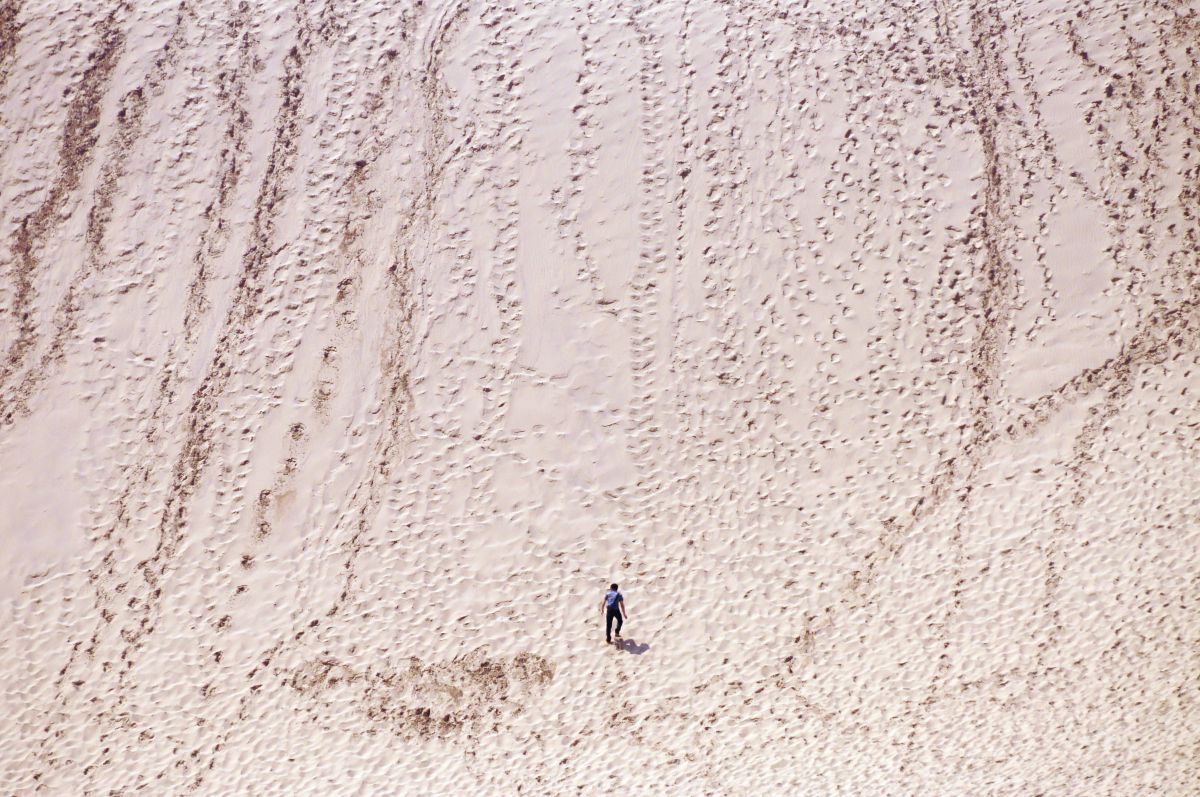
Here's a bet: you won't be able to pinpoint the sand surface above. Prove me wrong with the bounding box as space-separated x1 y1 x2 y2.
1 0 1199 794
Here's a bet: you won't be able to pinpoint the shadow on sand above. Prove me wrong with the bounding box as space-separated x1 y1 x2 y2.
614 638 650 655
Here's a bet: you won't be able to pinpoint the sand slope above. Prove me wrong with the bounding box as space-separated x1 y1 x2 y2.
1 0 1198 794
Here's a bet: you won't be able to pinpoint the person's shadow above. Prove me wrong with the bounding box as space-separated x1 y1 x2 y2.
615 638 650 655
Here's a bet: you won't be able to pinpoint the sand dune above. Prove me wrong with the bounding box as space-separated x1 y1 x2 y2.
1 0 1198 794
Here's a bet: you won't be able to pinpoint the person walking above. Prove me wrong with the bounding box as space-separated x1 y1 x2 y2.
601 583 626 644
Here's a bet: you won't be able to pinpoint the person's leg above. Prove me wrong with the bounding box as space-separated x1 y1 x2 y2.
612 609 623 637
605 609 615 642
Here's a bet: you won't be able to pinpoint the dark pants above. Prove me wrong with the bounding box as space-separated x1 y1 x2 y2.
606 608 623 641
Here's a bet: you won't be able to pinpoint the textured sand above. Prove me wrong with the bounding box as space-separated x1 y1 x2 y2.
1 0 1199 794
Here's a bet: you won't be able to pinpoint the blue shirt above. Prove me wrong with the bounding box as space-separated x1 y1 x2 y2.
605 590 623 609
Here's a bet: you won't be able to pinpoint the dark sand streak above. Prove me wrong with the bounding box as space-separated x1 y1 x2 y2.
118 37 309 659
0 10 125 425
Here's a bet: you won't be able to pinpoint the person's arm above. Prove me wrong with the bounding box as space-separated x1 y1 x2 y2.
619 598 627 618
600 598 606 614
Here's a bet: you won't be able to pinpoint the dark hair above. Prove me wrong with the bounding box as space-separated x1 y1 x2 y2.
610 583 619 591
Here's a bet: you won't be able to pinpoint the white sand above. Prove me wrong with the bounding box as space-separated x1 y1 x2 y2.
1 0 1198 794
